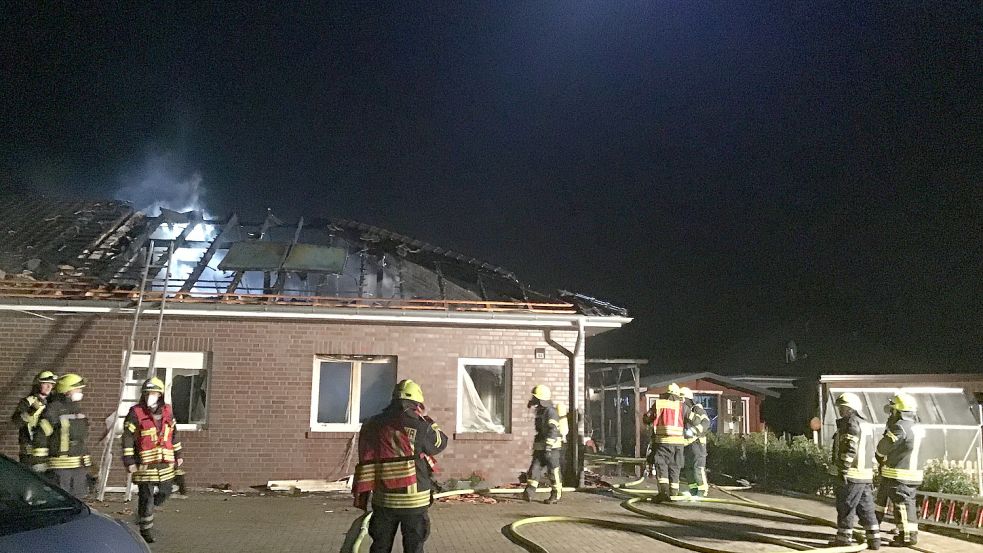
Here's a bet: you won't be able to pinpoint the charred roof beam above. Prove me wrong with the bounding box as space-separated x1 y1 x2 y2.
179 214 239 294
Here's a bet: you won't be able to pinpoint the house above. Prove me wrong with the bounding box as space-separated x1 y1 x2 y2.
587 368 781 456
0 193 631 489
819 373 983 493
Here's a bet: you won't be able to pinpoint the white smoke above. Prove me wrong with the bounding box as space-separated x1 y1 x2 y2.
115 152 213 218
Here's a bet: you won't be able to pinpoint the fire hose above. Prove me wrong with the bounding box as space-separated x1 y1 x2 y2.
346 456 937 553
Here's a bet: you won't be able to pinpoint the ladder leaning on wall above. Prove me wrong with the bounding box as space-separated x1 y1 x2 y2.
95 239 174 501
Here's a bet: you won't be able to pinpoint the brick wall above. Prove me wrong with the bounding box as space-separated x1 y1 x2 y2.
0 311 580 489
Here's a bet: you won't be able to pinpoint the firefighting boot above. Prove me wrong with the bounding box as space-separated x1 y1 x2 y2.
865 529 881 550
523 484 536 503
140 528 156 544
545 488 560 504
888 531 917 547
653 483 672 503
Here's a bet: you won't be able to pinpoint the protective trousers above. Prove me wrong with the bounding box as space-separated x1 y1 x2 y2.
137 479 172 539
51 467 89 498
652 443 683 498
527 449 562 500
835 482 880 545
875 478 918 543
368 505 430 553
683 441 708 496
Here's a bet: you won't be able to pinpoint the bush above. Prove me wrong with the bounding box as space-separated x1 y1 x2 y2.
708 432 836 495
920 463 979 497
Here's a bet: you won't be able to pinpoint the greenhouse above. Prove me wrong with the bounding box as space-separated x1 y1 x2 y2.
819 374 983 495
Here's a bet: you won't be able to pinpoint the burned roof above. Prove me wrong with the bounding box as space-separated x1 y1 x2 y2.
0 194 628 317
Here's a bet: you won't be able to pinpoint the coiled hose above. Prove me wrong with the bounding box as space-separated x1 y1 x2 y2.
346 455 934 553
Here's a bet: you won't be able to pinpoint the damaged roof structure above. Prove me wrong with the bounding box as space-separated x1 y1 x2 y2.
0 192 626 317
0 192 630 489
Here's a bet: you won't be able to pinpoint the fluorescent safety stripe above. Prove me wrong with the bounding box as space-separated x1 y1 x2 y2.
49 456 86 468
376 490 431 509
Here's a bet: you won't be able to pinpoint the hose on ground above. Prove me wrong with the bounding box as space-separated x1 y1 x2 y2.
347 457 935 553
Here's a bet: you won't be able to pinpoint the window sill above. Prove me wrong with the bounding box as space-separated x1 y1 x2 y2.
306 431 358 439
177 424 206 432
453 432 513 442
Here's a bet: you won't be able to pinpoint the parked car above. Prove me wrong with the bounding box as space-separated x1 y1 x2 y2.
0 454 149 552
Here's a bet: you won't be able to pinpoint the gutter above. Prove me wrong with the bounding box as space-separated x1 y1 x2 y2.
0 299 632 329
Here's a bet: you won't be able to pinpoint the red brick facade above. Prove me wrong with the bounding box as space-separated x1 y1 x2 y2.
0 311 580 489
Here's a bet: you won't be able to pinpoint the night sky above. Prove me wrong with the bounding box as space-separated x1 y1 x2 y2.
2 3 980 374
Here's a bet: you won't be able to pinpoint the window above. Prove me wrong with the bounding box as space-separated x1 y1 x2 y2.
693 393 719 433
124 351 209 431
457 358 511 434
310 356 397 431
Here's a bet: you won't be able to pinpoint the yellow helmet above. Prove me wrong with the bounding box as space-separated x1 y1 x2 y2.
531 385 552 401
55 373 86 394
35 370 58 384
679 386 694 400
835 392 863 413
666 383 682 397
142 377 165 394
394 379 424 404
888 392 916 412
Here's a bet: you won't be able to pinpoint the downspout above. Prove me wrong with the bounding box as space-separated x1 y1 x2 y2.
544 316 586 487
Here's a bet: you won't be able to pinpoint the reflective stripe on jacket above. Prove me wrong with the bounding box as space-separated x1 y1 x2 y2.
355 399 448 510
876 413 924 484
644 398 685 445
684 401 711 446
121 403 182 482
832 412 875 482
13 394 47 457
31 396 90 470
533 401 563 451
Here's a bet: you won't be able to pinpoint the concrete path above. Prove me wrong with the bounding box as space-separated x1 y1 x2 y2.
84 484 981 553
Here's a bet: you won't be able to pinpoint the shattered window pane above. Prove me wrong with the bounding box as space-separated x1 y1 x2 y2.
459 361 511 433
358 360 397 422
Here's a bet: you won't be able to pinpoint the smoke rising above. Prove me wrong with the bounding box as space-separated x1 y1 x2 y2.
115 151 212 217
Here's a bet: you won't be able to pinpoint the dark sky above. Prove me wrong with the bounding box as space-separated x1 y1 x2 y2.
2 3 981 374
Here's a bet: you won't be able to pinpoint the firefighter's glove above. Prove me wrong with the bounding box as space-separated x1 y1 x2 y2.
176 458 184 467
31 463 48 473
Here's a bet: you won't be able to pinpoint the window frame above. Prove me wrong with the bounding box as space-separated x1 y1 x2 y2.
309 355 397 433
456 357 512 434
125 351 209 432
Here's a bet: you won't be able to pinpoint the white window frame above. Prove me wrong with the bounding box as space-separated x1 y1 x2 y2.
125 351 209 432
456 358 512 434
741 397 751 434
309 356 397 432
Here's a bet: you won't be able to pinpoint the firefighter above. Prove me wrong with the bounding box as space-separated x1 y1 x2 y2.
642 382 686 501
829 393 881 549
11 370 57 465
122 377 183 543
524 384 563 504
31 373 92 497
875 392 923 547
354 379 448 553
680 387 711 497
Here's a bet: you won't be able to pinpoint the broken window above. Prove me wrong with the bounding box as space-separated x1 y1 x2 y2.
457 359 511 433
310 356 397 431
124 351 209 431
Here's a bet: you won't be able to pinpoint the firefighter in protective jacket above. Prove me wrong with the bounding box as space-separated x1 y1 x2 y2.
31 373 92 497
354 379 448 553
12 370 57 464
830 393 881 549
642 382 687 501
121 377 183 543
524 385 563 504
874 392 923 547
680 387 711 497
